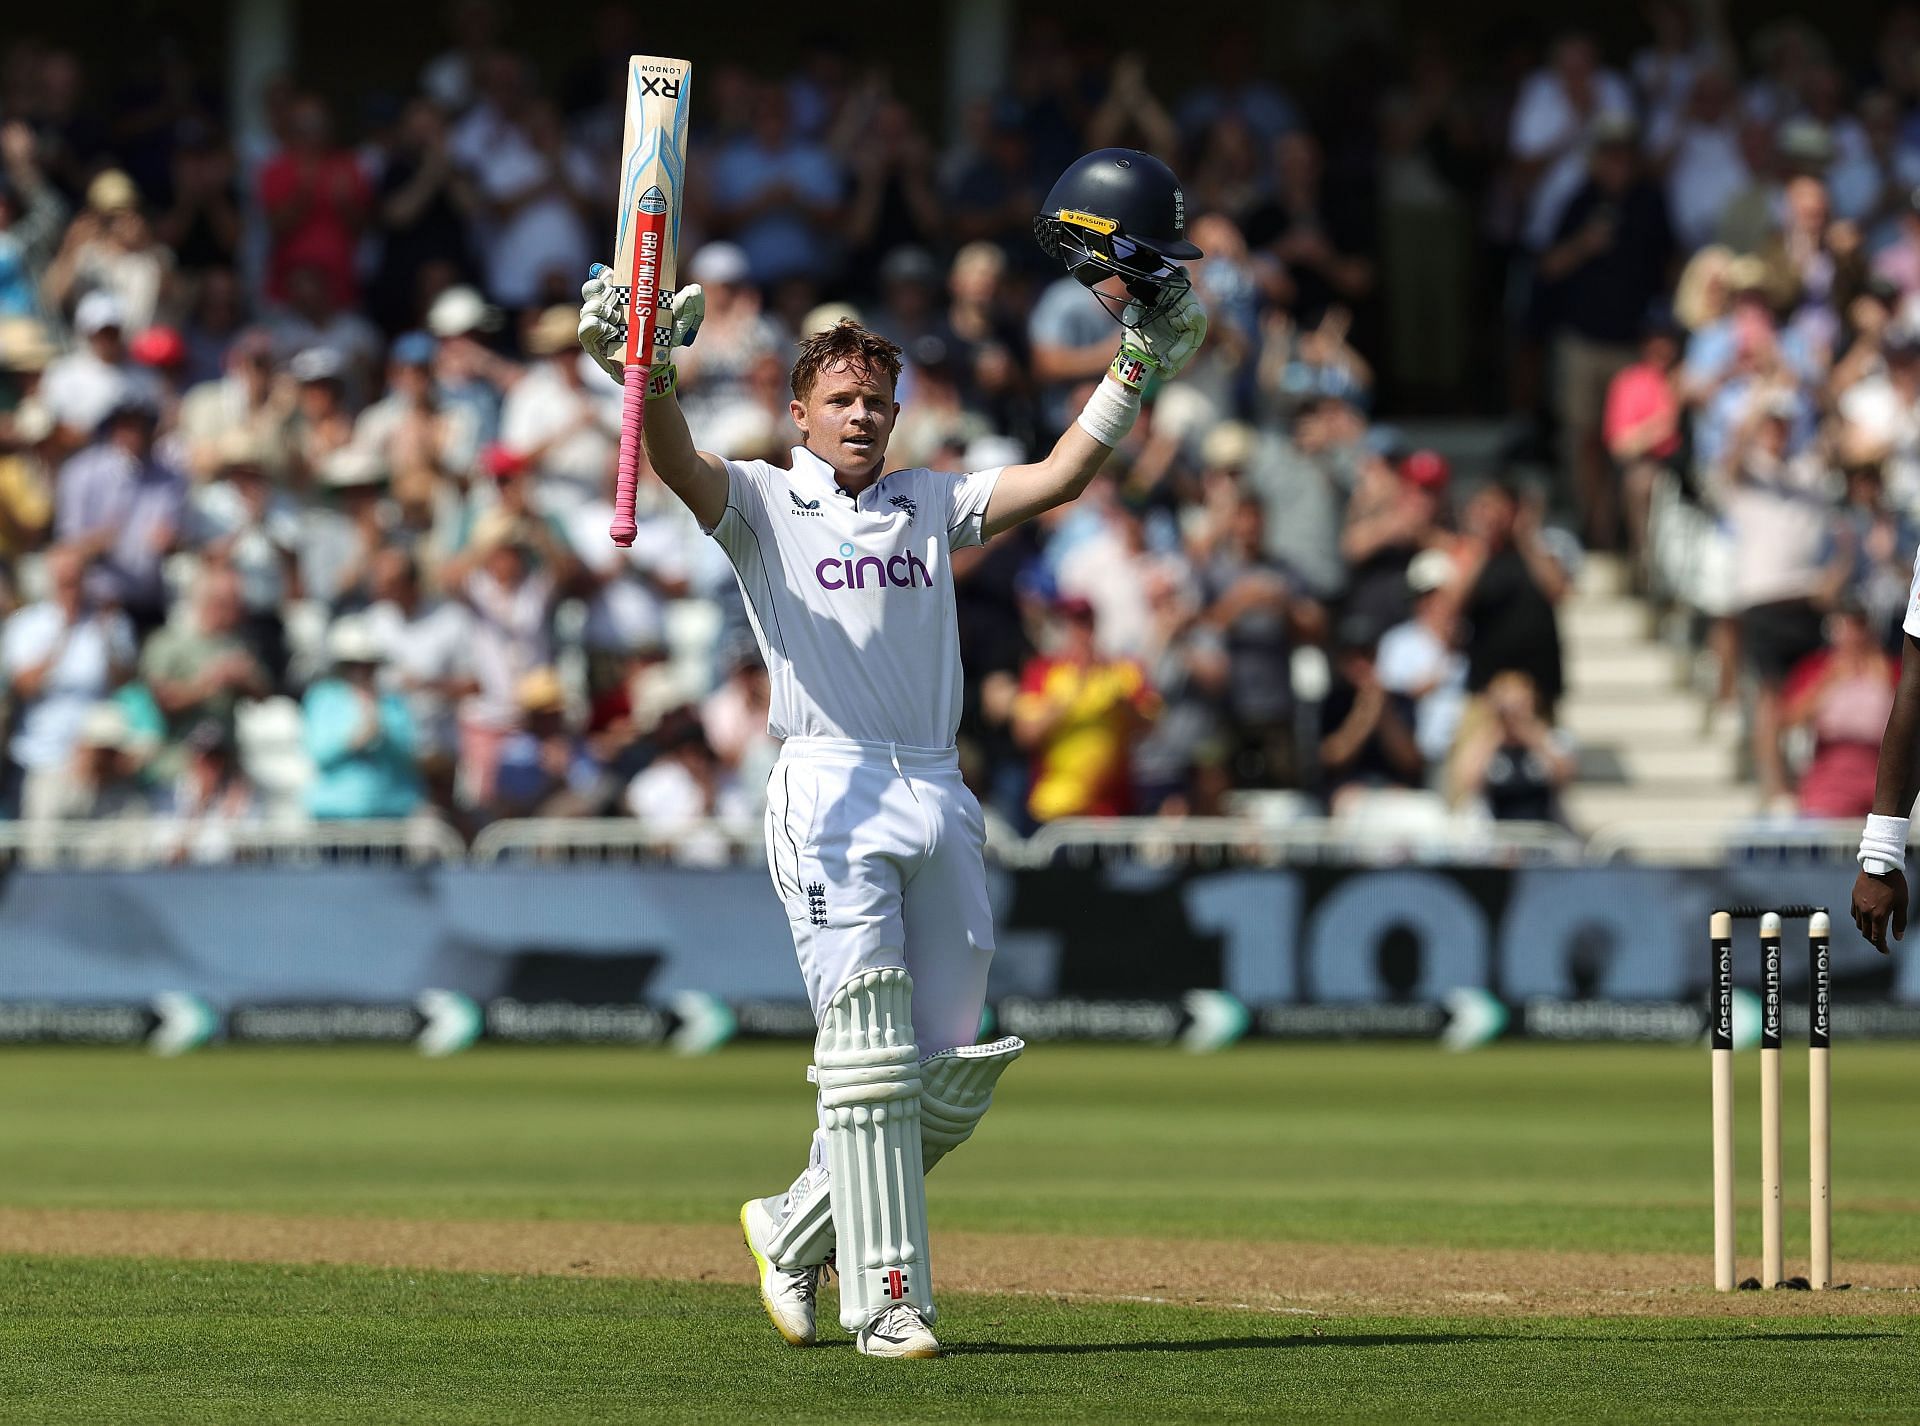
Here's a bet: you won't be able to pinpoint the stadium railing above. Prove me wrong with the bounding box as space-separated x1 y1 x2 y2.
0 818 468 868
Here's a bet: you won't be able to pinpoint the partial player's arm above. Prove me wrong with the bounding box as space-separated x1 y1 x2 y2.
577 269 729 531
982 281 1206 539
1853 627 1920 953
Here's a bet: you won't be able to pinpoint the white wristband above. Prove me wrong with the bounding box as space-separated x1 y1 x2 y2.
1858 813 1908 876
1075 375 1143 449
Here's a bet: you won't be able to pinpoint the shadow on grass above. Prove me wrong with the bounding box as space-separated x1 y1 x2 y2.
950 1330 1901 1357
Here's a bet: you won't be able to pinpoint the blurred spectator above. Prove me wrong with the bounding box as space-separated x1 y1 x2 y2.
156 717 259 861
1 544 135 819
1872 191 1920 305
38 700 155 822
623 711 753 864
176 327 293 482
498 305 616 514
140 565 268 769
1837 322 1920 509
1196 493 1321 787
259 95 369 309
0 362 54 564
1446 480 1568 716
1602 311 1683 575
370 99 476 332
709 84 844 286
155 121 242 282
844 93 943 280
1012 596 1160 823
189 429 302 684
354 329 479 514
675 242 788 424
426 284 514 448
1340 446 1449 629
702 643 778 788
1716 390 1840 809
363 546 475 771
0 121 67 318
1450 669 1575 820
1028 277 1115 434
285 348 359 491
490 666 600 818
1176 30 1299 143
1318 616 1424 810
1055 481 1186 659
565 462 691 664
1510 33 1635 253
269 265 382 403
53 394 183 630
43 168 173 335
1377 548 1469 772
1538 113 1674 549
1783 601 1897 817
41 291 160 442
302 614 421 819
1255 133 1374 329
1649 66 1747 253
1826 461 1918 646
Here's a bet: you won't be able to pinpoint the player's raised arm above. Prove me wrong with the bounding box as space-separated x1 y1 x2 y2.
983 149 1209 539
578 267 730 531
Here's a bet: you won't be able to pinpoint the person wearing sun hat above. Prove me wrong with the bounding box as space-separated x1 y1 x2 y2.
302 613 422 820
498 303 618 514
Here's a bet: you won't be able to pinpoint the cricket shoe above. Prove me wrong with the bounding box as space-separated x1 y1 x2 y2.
740 1198 818 1346
856 1304 940 1359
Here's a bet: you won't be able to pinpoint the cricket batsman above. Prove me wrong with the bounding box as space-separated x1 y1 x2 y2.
578 150 1206 1357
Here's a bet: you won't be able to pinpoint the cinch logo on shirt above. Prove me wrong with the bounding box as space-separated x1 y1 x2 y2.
816 541 932 591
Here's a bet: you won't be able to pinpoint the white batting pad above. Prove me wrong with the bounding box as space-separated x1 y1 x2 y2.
919 1036 1024 1171
816 966 934 1330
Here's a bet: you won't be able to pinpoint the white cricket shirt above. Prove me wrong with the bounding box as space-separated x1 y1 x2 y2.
706 444 1000 749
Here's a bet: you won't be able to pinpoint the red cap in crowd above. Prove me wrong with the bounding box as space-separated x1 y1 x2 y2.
129 326 186 369
1400 449 1450 490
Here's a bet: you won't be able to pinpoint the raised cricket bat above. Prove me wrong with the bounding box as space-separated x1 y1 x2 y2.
610 55 693 547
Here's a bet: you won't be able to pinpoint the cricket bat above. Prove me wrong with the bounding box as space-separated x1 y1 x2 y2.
610 55 693 547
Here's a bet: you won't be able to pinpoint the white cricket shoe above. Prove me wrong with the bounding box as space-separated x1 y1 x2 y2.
856 1304 941 1359
740 1198 818 1347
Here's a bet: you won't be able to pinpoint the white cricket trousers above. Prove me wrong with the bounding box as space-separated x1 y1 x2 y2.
763 736 996 1056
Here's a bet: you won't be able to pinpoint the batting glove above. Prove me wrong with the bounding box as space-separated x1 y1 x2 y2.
1112 276 1208 388
577 266 706 386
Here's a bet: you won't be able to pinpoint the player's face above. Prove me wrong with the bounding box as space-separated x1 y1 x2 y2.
792 361 899 481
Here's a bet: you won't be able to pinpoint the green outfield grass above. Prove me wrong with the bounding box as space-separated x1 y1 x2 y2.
3 1257 1916 1424
3 1042 1917 1260
4 1042 1919 1421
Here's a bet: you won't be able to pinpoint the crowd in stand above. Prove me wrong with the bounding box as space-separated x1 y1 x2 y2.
2 9 1919 851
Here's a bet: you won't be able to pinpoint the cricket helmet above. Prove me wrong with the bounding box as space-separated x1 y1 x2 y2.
1034 148 1203 327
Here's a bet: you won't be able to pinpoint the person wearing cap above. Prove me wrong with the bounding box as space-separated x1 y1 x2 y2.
270 262 381 404
498 304 619 513
302 613 421 820
285 345 359 489
1012 595 1161 823
29 699 157 828
188 428 304 683
424 282 515 448
1 544 136 820
41 290 162 441
43 168 172 338
1377 546 1470 773
1539 108 1674 550
488 666 602 818
673 242 787 425
51 387 185 632
351 329 478 514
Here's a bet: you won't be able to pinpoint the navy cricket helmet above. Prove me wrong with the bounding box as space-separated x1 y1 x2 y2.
1034 148 1203 327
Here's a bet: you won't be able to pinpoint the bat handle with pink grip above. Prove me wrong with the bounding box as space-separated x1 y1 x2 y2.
612 364 644 547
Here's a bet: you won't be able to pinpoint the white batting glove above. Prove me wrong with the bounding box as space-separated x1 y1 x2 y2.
577 266 707 386
1115 276 1208 386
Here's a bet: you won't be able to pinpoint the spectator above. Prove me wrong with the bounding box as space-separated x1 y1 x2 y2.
302 614 421 819
369 98 476 332
459 79 595 314
1509 33 1635 254
623 711 753 865
1377 548 1469 774
498 305 616 514
702 643 778 788
0 352 54 564
40 291 160 442
490 666 600 818
1028 275 1117 438
154 120 242 283
1602 311 1684 577
285 347 359 491
176 327 294 483
1450 669 1575 821
268 265 382 403
1837 321 1920 510
1445 480 1568 717
564 456 691 668
42 168 174 336
1318 616 1425 810
140 565 269 766
1826 462 1917 646
1340 446 1449 629
258 95 369 309
179 266 250 389
1538 112 1675 549
37 700 155 823
1 544 135 819
708 85 843 290
844 95 943 281
155 717 259 862
1871 190 1920 306
1650 66 1748 253
353 329 479 514
425 283 515 449
1253 132 1375 329
1012 596 1160 824
1783 601 1897 817
674 242 788 428
1197 493 1321 787
300 442 392 610
1717 389 1842 809
363 546 475 777
189 429 303 684
0 121 67 319
53 394 184 631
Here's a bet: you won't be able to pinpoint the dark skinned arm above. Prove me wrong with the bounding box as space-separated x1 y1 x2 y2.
1852 632 1920 954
